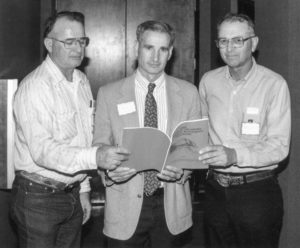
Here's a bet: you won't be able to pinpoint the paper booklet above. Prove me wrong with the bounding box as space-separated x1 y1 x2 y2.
120 118 209 172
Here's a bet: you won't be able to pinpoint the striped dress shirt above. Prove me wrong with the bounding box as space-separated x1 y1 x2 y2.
135 70 168 132
13 55 98 192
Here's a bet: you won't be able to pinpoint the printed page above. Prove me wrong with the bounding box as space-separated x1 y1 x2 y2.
163 119 209 170
121 127 171 171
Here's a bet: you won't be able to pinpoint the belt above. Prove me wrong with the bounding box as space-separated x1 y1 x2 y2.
208 170 274 187
17 171 80 192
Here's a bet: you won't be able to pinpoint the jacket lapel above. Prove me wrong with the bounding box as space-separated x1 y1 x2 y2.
165 76 183 136
117 74 140 128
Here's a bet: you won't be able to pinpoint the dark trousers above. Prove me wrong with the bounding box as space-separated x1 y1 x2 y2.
204 176 283 248
107 189 192 248
10 175 83 248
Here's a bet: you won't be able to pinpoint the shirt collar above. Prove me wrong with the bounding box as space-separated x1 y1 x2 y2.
135 69 165 91
45 55 83 86
225 57 257 82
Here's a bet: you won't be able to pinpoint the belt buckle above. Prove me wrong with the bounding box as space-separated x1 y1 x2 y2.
229 176 244 186
215 174 244 187
216 174 231 187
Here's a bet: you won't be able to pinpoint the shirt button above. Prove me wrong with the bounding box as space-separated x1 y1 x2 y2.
137 194 142 198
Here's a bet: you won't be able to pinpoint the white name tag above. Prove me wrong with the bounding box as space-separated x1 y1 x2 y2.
242 122 260 135
117 102 136 116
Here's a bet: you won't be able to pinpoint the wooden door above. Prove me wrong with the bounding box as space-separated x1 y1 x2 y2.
57 0 126 98
56 0 195 97
126 0 195 82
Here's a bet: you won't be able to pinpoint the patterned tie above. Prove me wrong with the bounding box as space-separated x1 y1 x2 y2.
143 83 161 196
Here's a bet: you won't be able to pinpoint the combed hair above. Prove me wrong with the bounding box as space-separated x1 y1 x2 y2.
43 11 85 38
217 13 255 34
136 20 175 47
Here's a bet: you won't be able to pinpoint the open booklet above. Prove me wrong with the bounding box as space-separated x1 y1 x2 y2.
120 118 209 172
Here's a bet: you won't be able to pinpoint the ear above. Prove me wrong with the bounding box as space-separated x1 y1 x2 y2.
251 36 259 53
167 46 173 61
44 37 53 54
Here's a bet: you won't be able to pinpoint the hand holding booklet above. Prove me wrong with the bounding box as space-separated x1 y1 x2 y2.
121 118 209 172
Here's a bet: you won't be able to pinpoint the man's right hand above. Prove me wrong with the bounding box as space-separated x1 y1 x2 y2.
198 145 237 168
96 145 130 171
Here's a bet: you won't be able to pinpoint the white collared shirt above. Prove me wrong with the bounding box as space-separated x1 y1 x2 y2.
13 55 98 192
199 58 291 173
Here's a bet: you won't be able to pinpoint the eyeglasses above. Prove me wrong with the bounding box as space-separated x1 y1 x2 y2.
215 35 256 49
48 37 90 49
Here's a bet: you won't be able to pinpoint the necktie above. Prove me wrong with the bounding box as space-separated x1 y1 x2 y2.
143 83 161 196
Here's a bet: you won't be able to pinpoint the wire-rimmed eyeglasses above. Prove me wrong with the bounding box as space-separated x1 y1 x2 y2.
215 35 256 49
47 37 90 49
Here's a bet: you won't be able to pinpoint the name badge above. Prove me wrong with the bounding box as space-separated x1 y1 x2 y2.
242 122 260 135
242 107 260 135
117 101 136 116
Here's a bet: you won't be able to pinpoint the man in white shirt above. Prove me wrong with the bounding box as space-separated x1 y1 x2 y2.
198 13 291 248
93 20 201 247
10 11 124 248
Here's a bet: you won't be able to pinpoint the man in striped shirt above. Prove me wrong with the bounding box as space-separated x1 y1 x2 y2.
10 11 125 248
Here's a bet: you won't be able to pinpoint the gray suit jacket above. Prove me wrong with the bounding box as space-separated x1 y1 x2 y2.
93 72 201 240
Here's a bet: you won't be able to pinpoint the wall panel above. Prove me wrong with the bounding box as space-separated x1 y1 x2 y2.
57 0 126 97
0 0 41 81
57 0 195 97
126 0 195 83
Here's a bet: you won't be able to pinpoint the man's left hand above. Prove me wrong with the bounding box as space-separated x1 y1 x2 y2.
80 192 92 225
158 165 184 182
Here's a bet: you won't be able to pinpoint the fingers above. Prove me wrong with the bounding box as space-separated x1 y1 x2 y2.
198 145 236 167
115 146 130 155
106 147 130 163
107 167 137 183
199 145 216 154
176 170 192 185
82 207 91 224
157 165 183 182
198 146 218 166
96 145 130 170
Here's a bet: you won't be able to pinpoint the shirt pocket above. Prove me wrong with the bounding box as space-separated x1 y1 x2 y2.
56 111 78 141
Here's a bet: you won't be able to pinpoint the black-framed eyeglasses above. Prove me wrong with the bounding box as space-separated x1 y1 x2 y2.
215 35 256 49
47 37 90 49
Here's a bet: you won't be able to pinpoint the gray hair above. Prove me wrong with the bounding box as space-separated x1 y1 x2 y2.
136 20 175 47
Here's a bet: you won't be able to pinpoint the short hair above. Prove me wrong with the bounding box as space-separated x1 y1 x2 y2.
136 20 175 47
43 11 85 38
217 13 255 35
